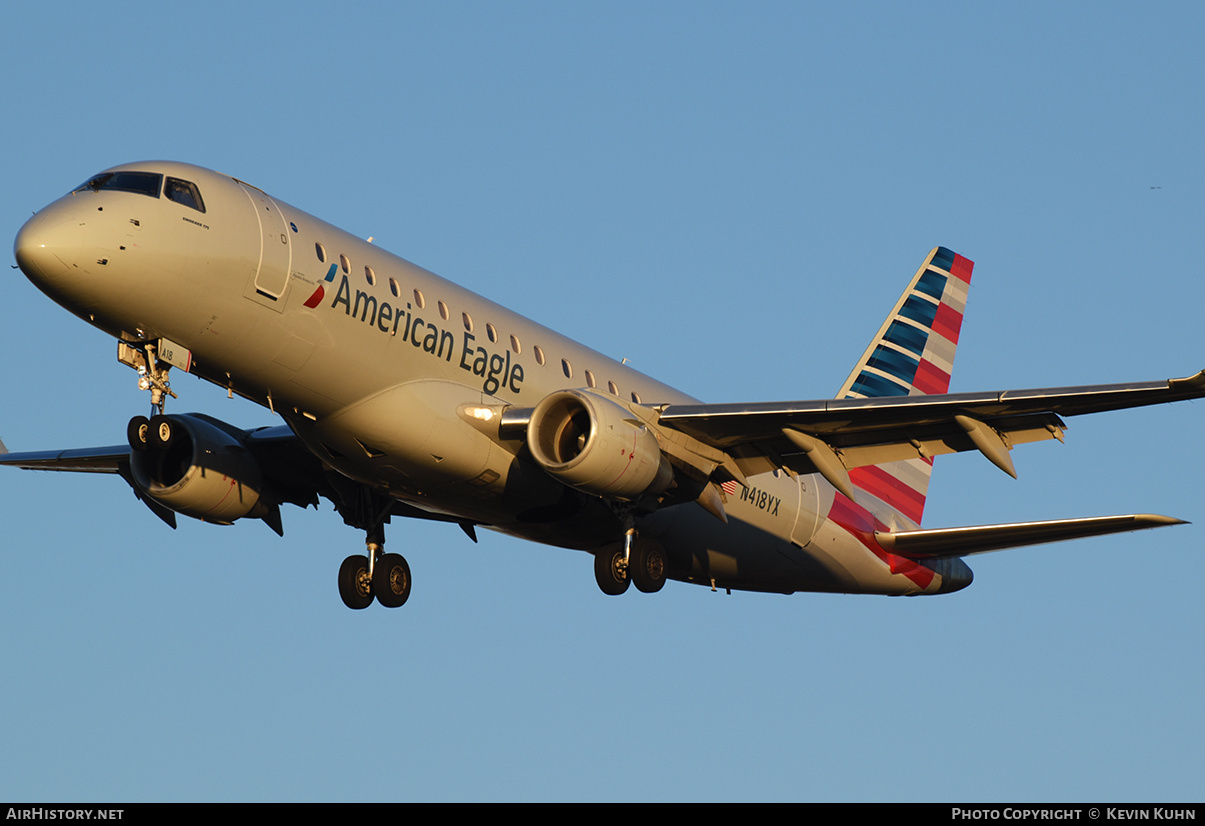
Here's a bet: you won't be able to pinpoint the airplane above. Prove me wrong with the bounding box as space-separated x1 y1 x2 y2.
6 160 1203 610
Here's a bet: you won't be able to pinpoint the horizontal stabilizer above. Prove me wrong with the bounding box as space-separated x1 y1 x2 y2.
876 513 1186 559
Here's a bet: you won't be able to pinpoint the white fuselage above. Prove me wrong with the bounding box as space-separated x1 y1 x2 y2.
13 161 969 596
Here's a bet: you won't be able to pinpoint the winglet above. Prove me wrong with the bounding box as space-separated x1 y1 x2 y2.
1169 369 1205 391
0 438 7 456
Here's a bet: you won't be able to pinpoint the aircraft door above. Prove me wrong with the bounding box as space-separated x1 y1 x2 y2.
789 474 823 548
238 182 292 311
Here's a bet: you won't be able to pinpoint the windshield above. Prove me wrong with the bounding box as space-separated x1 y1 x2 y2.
73 171 163 198
164 177 205 212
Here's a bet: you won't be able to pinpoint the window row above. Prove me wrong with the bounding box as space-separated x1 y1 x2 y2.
313 241 643 403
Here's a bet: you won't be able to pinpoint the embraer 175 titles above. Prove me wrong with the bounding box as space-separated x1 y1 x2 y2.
6 162 1202 609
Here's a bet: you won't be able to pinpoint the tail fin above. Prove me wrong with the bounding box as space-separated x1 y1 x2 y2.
836 246 974 526
837 246 973 399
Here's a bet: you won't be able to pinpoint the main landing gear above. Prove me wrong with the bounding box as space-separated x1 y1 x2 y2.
593 528 668 596
337 525 412 609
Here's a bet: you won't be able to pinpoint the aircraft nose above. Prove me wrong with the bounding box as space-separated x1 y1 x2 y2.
14 210 82 289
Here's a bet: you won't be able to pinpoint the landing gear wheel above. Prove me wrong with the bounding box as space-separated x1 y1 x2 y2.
149 414 175 448
630 540 667 594
338 554 374 609
594 546 630 596
127 416 151 451
373 553 411 608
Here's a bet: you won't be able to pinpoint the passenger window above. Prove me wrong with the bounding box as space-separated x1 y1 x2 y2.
585 370 596 389
533 345 546 366
631 391 641 404
413 289 425 309
315 243 326 263
164 177 205 212
463 312 474 332
389 278 400 298
365 265 376 286
562 358 572 379
510 334 521 355
608 381 619 396
486 323 498 343
340 254 350 275
438 301 450 321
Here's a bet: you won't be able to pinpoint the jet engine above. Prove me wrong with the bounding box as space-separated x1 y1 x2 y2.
128 413 269 524
526 390 672 502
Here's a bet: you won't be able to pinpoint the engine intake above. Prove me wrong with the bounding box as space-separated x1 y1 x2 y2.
128 413 267 524
526 390 671 502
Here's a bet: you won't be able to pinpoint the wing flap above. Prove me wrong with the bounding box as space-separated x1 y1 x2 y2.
876 513 1187 559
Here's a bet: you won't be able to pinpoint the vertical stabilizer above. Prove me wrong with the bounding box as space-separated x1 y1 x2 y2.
836 246 974 525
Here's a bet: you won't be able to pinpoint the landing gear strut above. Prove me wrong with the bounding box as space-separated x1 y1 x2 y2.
118 340 177 415
592 522 667 596
337 521 412 610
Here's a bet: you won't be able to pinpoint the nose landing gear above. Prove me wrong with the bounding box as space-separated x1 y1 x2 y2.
118 339 178 416
127 414 178 451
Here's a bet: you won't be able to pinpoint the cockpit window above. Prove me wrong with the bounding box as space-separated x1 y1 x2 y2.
164 177 205 213
74 171 163 198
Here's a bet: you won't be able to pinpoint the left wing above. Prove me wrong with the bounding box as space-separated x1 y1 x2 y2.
656 369 1205 487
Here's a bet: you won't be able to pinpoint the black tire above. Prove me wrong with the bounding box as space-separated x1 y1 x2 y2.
338 554 374 609
630 540 667 594
593 545 630 596
373 553 411 608
127 416 151 452
149 414 175 448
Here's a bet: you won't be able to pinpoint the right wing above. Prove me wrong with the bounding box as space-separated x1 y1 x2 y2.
0 420 481 536
0 441 128 473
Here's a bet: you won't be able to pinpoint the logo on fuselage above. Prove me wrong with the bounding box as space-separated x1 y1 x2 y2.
302 264 338 308
305 270 525 396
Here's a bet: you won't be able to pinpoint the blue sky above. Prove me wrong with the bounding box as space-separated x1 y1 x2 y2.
1 1 1203 802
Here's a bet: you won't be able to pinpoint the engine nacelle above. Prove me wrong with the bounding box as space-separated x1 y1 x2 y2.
128 414 267 524
526 390 672 502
